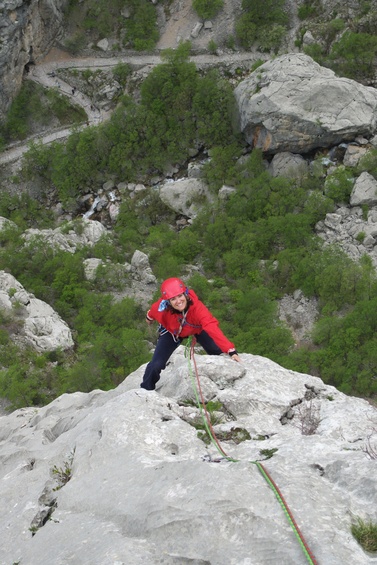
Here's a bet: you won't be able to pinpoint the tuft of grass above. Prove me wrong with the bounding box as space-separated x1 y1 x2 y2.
351 517 377 552
259 447 278 460
51 449 75 490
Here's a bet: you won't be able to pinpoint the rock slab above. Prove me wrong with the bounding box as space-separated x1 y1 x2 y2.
0 350 376 564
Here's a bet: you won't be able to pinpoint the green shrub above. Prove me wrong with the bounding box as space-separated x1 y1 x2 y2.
317 18 345 50
225 35 236 50
208 39 218 54
193 0 224 20
258 24 287 53
330 31 377 81
123 0 159 50
351 517 377 552
64 32 87 54
112 62 131 87
235 0 288 50
324 167 354 203
357 148 377 179
303 43 326 65
297 0 321 20
0 81 86 144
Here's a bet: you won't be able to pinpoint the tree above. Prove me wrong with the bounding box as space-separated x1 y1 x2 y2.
330 31 377 81
192 0 224 20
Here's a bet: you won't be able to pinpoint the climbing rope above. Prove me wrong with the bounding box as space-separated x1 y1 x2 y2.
185 336 319 565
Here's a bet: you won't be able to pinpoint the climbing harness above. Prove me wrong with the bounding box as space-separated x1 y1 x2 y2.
185 336 319 565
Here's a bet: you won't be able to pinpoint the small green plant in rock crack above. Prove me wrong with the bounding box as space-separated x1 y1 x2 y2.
52 448 75 491
351 516 377 552
214 427 251 444
259 447 278 460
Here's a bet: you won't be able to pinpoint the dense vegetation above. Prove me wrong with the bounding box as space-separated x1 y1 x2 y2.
2 4 377 409
1 41 377 407
0 82 87 150
63 0 160 52
236 0 288 53
21 43 237 205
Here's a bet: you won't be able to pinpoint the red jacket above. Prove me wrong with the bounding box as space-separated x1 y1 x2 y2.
146 289 235 354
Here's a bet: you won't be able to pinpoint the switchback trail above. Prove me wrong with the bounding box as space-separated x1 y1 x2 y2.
0 50 259 166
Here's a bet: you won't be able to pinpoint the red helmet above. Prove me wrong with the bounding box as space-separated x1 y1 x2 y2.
161 278 188 300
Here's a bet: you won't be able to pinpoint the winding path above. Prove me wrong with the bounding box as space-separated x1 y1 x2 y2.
0 50 259 166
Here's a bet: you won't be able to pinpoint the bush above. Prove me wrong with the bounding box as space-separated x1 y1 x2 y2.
324 167 354 203
208 39 218 54
357 148 377 179
236 0 288 50
193 0 224 20
112 62 131 87
123 0 159 50
351 517 377 552
330 31 377 81
297 0 321 20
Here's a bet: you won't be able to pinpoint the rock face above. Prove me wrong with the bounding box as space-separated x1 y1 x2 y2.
0 349 376 564
0 270 73 351
22 218 107 253
234 53 377 154
159 178 213 218
316 203 377 268
0 0 68 120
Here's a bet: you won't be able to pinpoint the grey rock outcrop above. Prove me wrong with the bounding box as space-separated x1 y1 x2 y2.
0 350 376 564
22 218 107 253
278 290 319 344
0 0 68 120
0 270 73 351
315 204 377 268
350 171 377 207
268 151 309 179
159 178 213 218
234 53 377 154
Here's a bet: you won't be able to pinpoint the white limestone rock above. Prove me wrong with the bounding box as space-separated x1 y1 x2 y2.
350 171 377 207
23 218 107 253
0 351 376 565
234 53 377 154
0 271 73 352
268 151 309 179
159 177 213 218
24 298 74 351
83 257 103 281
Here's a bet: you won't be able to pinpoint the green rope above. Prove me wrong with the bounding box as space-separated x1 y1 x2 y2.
185 338 231 458
184 336 318 565
254 462 317 565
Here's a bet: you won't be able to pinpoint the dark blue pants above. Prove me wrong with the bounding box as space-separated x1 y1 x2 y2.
140 330 223 390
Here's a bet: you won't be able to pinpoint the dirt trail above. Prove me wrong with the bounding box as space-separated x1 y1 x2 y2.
0 47 259 166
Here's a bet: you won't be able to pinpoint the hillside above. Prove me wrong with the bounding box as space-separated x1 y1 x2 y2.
1 3 377 406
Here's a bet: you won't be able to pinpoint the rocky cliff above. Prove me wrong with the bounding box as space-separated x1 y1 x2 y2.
0 349 376 564
0 0 68 120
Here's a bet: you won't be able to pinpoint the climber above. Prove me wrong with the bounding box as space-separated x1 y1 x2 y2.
140 277 241 390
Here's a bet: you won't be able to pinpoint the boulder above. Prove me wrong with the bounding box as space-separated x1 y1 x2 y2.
350 171 377 207
234 53 377 154
343 144 368 167
0 271 73 352
0 350 376 564
268 151 309 179
24 298 74 351
83 257 103 281
23 218 107 253
159 178 213 218
131 249 157 285
315 204 377 268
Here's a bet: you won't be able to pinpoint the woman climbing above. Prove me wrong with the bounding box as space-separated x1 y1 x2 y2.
140 277 241 390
